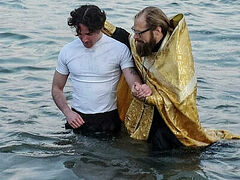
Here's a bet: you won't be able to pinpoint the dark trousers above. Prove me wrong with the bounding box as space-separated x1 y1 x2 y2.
65 108 122 135
147 107 183 150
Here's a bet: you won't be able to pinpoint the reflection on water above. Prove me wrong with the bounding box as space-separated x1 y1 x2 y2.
0 0 240 179
1 131 207 179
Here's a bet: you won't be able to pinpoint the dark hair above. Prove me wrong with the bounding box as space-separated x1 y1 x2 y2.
135 6 174 37
68 5 106 35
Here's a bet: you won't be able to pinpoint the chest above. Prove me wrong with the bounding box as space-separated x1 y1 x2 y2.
67 48 120 76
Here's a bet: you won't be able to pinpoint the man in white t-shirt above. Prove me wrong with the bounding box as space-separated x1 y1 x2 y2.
51 5 152 134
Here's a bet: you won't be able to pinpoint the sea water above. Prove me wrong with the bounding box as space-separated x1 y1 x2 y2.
0 0 240 179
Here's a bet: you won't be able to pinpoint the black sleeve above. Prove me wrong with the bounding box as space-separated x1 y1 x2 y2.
112 27 131 50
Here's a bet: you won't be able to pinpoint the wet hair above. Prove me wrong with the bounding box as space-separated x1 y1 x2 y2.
135 6 174 37
68 5 106 35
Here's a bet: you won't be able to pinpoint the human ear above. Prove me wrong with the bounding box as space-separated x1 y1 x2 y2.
154 26 162 35
153 26 163 40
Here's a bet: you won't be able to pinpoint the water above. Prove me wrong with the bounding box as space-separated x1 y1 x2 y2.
0 0 240 179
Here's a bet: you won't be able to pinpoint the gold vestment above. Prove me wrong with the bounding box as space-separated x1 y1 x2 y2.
103 14 240 147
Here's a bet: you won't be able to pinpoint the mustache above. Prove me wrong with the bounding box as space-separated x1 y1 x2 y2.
135 40 145 44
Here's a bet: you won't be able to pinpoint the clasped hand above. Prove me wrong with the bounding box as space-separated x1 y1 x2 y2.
131 82 152 100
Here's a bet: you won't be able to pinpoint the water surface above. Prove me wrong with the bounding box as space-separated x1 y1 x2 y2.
0 0 240 179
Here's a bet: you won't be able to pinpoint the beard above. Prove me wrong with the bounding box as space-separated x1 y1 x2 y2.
136 33 156 57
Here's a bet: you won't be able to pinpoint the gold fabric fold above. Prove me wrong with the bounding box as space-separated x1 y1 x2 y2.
103 15 240 146
102 21 116 37
125 98 154 140
116 74 132 121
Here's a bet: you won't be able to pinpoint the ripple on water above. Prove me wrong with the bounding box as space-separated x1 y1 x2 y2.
0 67 13 74
0 57 33 64
14 66 52 72
18 40 57 46
0 0 240 179
0 32 30 40
215 105 238 110
201 141 240 179
0 130 75 156
0 65 52 75
0 1 27 9
0 106 8 113
23 76 47 82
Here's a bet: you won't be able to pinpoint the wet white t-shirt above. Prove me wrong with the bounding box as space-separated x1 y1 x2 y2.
56 34 133 114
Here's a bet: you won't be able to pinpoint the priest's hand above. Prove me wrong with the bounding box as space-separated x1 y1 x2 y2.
131 82 152 100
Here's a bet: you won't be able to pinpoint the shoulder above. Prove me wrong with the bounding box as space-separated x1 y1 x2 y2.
61 38 82 51
102 34 129 50
59 39 83 60
59 38 83 55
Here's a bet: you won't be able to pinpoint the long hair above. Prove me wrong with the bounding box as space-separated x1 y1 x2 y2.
135 7 174 37
68 5 106 35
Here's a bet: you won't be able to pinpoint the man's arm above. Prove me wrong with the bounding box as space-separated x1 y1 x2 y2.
51 71 84 128
103 22 152 99
122 67 152 100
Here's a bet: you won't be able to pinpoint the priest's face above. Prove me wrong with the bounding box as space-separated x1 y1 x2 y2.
132 16 157 57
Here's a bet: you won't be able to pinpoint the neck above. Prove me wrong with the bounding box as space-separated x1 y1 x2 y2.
152 38 163 52
96 31 103 41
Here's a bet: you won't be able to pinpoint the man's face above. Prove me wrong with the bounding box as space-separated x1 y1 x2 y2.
78 24 102 48
132 16 157 57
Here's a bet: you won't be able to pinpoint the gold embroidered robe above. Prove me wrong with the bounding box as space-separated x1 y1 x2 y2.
103 14 240 147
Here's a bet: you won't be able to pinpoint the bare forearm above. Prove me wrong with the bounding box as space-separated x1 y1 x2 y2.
52 87 71 116
122 67 142 88
123 67 152 100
